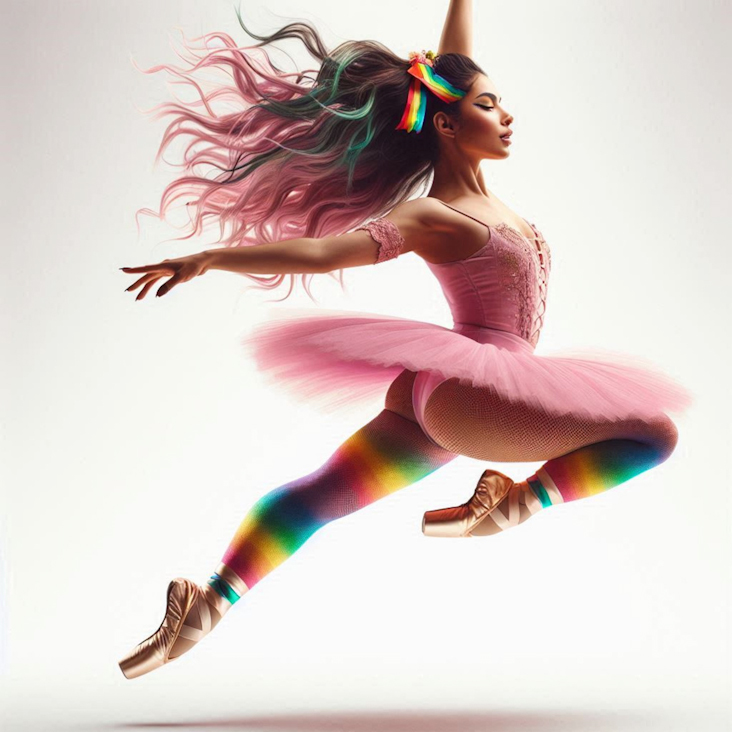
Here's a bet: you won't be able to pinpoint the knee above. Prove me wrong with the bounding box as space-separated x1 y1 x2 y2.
651 413 680 464
251 479 340 539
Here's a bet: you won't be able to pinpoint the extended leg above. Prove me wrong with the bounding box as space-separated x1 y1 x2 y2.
214 406 458 595
119 388 459 677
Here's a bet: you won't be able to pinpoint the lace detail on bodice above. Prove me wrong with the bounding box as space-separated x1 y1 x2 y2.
493 223 551 348
355 218 405 263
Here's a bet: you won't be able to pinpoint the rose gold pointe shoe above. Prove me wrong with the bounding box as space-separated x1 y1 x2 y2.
422 468 528 538
118 577 234 679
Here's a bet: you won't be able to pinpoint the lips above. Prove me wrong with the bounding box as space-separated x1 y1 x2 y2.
500 132 512 139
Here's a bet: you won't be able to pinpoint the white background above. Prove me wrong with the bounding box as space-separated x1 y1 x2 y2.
2 1 730 730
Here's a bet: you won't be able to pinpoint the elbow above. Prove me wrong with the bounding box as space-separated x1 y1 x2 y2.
313 240 342 274
284 238 334 274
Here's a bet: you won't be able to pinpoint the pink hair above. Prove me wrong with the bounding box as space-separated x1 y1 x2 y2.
133 12 482 301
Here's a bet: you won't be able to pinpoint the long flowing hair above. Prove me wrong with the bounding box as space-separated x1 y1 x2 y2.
135 7 485 301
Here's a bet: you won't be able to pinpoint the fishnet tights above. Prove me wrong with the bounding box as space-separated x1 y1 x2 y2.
219 369 679 590
386 370 679 464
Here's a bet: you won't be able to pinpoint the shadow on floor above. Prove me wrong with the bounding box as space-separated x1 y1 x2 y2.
99 708 666 732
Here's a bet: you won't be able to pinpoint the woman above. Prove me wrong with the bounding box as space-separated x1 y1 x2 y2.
119 1 692 679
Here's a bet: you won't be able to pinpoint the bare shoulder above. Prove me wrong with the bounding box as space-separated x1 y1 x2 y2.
389 196 459 232
396 197 488 263
316 197 472 272
379 197 470 259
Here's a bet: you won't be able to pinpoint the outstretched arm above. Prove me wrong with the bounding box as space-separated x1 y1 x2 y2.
200 198 449 274
438 0 473 57
121 199 457 299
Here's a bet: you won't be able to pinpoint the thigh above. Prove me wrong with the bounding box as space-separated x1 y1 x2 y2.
384 368 419 423
421 377 678 463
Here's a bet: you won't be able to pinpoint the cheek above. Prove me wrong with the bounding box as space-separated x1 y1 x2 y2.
474 112 499 131
467 112 494 133
478 117 501 139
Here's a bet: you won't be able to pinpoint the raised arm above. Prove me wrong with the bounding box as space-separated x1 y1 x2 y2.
438 0 473 58
436 1 488 190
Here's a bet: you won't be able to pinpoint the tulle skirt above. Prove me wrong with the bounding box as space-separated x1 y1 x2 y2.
241 307 694 423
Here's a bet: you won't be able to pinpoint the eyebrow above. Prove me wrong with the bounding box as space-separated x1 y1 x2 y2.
476 93 502 103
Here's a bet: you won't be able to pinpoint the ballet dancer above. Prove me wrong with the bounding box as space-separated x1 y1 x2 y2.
118 0 692 679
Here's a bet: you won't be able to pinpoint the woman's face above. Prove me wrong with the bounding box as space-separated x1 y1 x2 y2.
439 74 514 161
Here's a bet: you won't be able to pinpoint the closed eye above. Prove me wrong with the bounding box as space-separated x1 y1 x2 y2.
477 105 494 111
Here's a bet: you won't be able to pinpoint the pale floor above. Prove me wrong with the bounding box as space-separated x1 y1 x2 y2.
1 701 729 732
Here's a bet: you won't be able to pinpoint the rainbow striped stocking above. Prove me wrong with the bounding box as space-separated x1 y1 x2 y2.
208 409 458 601
531 431 678 507
478 425 680 537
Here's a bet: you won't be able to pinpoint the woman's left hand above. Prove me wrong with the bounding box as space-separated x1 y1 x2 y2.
121 252 209 301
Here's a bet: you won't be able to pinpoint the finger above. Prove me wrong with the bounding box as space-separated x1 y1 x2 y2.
157 274 183 297
121 263 172 273
136 278 161 301
126 272 161 293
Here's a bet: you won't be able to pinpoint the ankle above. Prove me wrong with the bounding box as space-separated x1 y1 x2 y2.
204 562 250 619
201 582 233 624
529 469 565 508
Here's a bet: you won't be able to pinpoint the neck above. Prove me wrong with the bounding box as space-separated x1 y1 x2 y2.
427 150 490 202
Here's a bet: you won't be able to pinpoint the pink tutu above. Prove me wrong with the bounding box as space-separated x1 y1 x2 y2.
241 307 694 423
241 202 693 425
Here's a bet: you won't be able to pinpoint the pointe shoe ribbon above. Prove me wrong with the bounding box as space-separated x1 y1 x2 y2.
422 468 516 538
118 577 231 680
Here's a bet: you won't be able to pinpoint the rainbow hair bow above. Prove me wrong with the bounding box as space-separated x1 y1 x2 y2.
395 50 467 134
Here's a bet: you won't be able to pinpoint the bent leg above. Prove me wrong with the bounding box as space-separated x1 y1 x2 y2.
533 412 678 505
421 378 680 534
217 407 458 592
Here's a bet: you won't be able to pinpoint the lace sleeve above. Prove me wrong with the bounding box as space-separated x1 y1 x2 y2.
354 218 406 264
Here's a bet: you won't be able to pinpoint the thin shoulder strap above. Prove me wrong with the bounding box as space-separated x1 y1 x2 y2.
434 200 490 229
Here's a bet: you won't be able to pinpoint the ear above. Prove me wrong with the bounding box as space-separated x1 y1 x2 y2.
432 110 458 139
